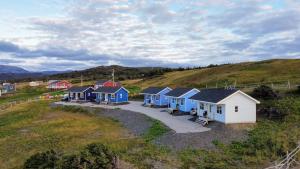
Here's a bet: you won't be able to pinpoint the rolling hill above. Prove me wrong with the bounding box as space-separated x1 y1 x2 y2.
122 59 300 89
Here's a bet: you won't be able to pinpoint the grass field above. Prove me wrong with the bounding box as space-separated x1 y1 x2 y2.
0 101 176 169
122 59 300 95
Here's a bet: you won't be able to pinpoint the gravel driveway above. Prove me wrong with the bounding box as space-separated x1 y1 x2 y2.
55 101 210 133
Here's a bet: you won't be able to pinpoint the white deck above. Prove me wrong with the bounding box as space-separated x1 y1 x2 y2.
55 101 211 133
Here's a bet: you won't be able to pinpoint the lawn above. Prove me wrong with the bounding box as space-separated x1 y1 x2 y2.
0 101 176 169
0 86 47 105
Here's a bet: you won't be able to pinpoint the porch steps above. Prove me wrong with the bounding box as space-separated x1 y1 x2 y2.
195 117 209 126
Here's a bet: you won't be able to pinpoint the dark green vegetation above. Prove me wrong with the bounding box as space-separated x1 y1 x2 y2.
50 65 173 82
24 143 118 169
251 85 279 100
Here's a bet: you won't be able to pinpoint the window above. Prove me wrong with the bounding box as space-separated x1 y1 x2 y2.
172 98 175 103
88 93 91 96
217 106 222 114
180 98 185 105
156 95 160 100
200 103 204 110
111 94 115 99
120 93 123 98
235 106 238 112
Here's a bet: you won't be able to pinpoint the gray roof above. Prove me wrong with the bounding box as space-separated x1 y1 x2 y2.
94 86 123 93
165 87 195 97
140 87 169 95
68 86 93 92
189 88 238 103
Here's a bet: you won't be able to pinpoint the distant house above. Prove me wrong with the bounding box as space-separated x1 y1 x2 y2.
0 83 16 94
94 80 121 89
94 86 129 104
140 87 172 107
165 88 200 113
47 80 72 90
29 81 43 87
190 88 260 124
68 86 96 101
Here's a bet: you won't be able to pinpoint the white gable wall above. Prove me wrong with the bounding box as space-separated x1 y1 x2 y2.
222 92 256 124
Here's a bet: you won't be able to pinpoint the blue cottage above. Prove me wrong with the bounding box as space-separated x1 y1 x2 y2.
165 88 200 113
68 86 96 102
140 87 172 107
94 86 129 104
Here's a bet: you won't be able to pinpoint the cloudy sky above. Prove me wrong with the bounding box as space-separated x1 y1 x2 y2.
0 0 300 71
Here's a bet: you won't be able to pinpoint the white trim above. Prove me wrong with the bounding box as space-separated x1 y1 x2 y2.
93 87 129 94
114 87 130 94
166 88 200 98
189 99 218 105
217 90 260 104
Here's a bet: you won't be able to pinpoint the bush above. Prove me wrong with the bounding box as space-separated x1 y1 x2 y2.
252 85 278 100
24 150 62 169
24 143 118 169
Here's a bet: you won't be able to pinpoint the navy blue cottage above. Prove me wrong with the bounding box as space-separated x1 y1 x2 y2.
94 86 129 104
68 86 96 101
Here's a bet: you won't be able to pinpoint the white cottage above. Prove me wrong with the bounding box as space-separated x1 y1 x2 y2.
190 88 260 124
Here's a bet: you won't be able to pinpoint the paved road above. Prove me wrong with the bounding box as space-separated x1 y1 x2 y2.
55 101 210 133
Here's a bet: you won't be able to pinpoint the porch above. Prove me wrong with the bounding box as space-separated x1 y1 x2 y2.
69 92 86 101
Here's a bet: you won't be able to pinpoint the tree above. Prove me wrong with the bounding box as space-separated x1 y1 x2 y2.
252 85 278 100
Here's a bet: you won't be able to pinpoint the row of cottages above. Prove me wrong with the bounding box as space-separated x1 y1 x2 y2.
66 80 128 104
47 80 72 90
141 87 260 124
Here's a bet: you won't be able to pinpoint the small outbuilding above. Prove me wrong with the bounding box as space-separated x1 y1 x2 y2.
189 88 260 124
165 88 200 113
94 86 129 104
140 87 172 107
68 86 96 102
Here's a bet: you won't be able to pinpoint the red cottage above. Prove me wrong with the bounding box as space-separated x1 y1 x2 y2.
47 80 72 90
94 80 121 89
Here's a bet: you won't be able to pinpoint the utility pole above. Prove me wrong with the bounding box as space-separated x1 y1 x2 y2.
112 69 115 87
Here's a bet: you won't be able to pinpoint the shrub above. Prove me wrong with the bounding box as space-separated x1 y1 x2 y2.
80 143 118 169
252 85 278 100
24 143 118 169
24 150 62 169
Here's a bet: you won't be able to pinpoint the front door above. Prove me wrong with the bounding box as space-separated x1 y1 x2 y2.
105 94 108 101
208 104 214 119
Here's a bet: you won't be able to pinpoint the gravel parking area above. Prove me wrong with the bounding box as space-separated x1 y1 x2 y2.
155 122 248 150
95 108 154 136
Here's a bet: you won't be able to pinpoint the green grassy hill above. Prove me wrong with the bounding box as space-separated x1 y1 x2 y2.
123 59 300 90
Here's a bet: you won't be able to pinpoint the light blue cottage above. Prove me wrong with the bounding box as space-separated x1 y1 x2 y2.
140 87 172 107
165 88 200 113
